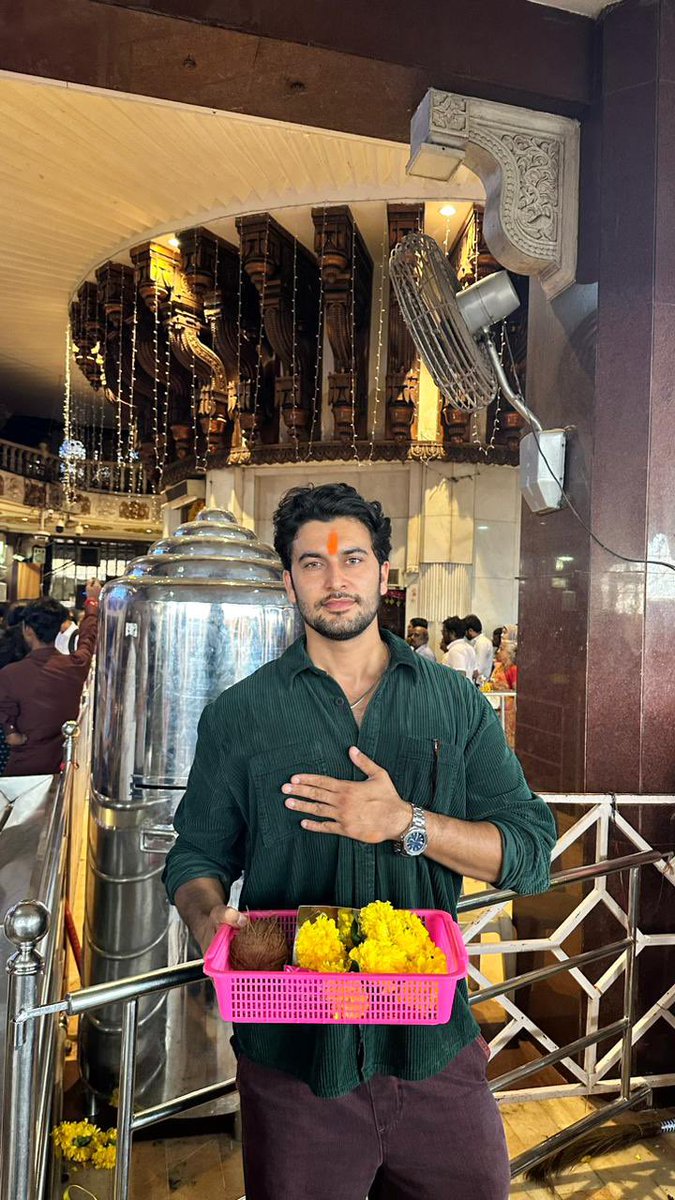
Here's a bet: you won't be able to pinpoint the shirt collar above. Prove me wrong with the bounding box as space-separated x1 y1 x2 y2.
284 626 419 683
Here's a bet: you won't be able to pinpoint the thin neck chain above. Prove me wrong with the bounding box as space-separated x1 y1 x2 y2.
348 652 390 710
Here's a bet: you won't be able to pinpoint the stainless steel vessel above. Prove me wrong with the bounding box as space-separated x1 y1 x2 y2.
81 508 299 1101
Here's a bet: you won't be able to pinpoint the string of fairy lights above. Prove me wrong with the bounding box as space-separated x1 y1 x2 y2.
367 209 388 462
290 235 300 462
63 200 516 499
306 204 326 461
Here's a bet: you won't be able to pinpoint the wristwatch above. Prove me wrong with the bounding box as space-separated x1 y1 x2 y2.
393 805 428 857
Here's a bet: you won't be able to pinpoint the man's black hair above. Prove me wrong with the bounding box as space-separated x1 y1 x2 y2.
22 597 68 645
442 615 466 641
273 483 392 571
410 617 428 629
463 613 482 635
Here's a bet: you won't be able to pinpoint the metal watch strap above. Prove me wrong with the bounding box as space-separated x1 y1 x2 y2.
393 805 425 855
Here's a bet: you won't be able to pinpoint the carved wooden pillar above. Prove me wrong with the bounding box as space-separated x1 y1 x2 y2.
313 206 372 443
70 282 105 393
386 205 422 443
237 214 321 442
129 245 176 473
201 235 276 446
97 261 165 479
176 228 234 456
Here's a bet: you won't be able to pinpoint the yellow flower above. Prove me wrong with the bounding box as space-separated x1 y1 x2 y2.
349 902 448 975
296 913 349 973
51 1120 99 1163
91 1131 117 1170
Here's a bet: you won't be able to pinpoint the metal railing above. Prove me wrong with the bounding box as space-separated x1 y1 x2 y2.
1 847 666 1199
0 439 151 496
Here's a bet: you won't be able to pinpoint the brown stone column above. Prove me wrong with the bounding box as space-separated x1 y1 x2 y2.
519 0 675 797
517 0 675 1083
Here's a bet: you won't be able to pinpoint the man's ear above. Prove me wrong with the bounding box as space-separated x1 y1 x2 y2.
283 568 297 605
379 561 390 596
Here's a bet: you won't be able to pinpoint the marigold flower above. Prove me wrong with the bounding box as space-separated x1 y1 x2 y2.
295 913 349 973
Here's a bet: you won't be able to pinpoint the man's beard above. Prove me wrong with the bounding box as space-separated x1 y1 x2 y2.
295 586 381 642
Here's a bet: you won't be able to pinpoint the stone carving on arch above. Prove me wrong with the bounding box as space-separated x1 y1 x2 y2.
408 89 579 300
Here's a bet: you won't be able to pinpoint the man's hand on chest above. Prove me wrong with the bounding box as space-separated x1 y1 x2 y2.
281 744 411 844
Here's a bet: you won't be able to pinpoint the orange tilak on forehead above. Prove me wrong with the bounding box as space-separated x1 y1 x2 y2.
326 530 339 556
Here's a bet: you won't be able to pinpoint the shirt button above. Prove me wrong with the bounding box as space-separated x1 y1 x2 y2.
335 697 344 706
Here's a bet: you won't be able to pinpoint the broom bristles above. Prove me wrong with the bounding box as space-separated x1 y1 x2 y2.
525 1111 666 1187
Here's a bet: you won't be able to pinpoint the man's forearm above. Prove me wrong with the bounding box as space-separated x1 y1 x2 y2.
423 812 504 884
174 877 226 951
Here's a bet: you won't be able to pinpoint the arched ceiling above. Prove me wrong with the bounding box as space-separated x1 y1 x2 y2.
0 73 484 420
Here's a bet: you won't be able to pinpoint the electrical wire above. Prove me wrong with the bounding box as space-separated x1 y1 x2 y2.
502 329 675 575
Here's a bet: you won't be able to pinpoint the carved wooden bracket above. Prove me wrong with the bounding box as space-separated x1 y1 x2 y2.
408 90 579 299
312 206 372 443
386 205 422 444
237 213 321 441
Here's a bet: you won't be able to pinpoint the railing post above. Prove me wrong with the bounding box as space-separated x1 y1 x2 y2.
113 998 139 1200
620 865 640 1100
62 720 80 768
1 901 50 1200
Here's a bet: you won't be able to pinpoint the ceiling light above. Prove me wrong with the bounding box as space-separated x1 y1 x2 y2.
439 204 457 217
168 234 180 249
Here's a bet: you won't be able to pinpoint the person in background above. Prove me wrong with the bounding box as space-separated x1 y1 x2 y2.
441 615 478 678
55 607 80 655
0 580 101 775
406 616 436 662
492 626 506 652
0 602 29 774
463 614 494 682
0 602 29 670
490 639 518 748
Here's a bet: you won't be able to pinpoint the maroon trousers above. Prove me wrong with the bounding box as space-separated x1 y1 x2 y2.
237 1038 510 1200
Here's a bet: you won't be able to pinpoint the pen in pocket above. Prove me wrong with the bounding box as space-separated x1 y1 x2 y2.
431 739 440 803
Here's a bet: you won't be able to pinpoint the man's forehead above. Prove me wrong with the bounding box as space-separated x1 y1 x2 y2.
293 517 372 549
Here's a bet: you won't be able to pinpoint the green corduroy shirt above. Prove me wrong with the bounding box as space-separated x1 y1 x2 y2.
164 628 556 1098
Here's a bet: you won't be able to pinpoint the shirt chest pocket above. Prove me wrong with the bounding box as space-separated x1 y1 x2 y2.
249 742 330 846
390 736 464 817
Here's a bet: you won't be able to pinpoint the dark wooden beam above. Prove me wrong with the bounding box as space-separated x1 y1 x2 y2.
90 0 594 116
0 0 593 155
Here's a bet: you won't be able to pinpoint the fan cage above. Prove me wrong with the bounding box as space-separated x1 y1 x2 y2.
389 233 498 413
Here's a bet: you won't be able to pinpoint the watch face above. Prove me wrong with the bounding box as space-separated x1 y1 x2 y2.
404 829 428 856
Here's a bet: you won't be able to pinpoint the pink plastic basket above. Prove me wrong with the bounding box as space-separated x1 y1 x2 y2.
203 909 468 1026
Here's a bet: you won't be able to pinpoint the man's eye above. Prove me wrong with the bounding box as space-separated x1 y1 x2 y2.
346 557 364 566
303 561 323 569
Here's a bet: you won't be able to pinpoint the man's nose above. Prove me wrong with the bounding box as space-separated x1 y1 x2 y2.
325 558 348 590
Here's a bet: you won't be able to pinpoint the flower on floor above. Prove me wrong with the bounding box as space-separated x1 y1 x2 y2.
91 1129 117 1170
52 1121 117 1170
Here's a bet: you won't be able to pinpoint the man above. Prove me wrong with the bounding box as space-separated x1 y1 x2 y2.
164 483 556 1200
406 615 436 662
463 613 495 682
0 581 100 775
441 614 478 678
